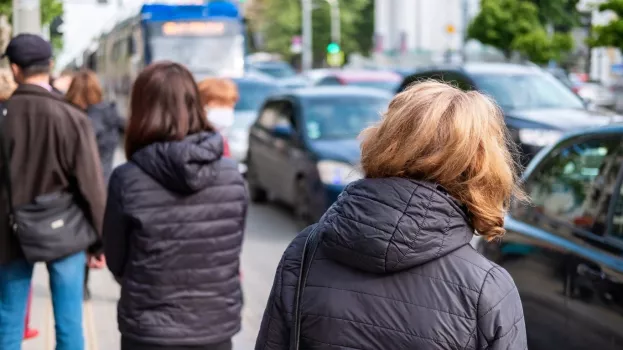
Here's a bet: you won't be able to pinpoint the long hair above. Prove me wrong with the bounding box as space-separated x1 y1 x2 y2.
360 81 526 240
65 69 103 110
124 61 215 159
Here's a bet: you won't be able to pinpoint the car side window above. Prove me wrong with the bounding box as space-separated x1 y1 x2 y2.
317 77 341 86
275 101 296 129
258 101 281 129
514 135 623 238
439 72 474 91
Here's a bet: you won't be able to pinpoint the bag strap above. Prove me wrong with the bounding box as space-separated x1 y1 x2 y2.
290 226 322 350
0 108 16 231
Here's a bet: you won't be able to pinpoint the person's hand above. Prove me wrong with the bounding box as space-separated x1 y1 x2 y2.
88 254 106 269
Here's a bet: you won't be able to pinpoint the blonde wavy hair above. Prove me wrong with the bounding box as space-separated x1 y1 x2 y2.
360 81 525 240
0 69 16 102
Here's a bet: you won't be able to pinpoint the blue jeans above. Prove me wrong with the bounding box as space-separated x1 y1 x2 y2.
0 252 86 350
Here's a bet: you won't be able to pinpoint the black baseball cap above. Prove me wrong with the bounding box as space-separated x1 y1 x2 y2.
2 34 52 68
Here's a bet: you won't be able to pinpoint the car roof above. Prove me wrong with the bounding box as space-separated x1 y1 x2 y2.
250 60 291 67
277 86 393 100
411 62 543 76
333 69 401 81
233 74 278 84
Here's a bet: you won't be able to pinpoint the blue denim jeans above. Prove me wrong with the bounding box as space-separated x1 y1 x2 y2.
0 251 86 350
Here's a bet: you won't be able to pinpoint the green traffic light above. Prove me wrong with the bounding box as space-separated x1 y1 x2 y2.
327 42 340 54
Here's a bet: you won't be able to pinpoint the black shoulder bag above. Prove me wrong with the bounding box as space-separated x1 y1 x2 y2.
290 226 322 350
0 108 97 263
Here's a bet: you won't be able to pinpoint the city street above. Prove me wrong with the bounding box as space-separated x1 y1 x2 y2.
23 149 296 350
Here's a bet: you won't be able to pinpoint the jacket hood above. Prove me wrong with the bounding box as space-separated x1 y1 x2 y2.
131 132 224 194
319 178 474 274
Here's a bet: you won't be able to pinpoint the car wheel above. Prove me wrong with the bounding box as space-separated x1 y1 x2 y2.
294 177 314 228
246 160 267 203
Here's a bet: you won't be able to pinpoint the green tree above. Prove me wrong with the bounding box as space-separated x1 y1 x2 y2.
529 0 580 32
0 0 64 50
468 0 574 63
588 0 623 51
255 0 373 66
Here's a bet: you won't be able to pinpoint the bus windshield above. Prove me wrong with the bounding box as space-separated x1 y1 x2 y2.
147 21 244 77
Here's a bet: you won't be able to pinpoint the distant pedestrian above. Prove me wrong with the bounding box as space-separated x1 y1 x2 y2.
0 34 107 350
103 61 247 350
51 68 74 95
0 68 38 342
66 69 124 301
256 81 528 349
198 77 239 158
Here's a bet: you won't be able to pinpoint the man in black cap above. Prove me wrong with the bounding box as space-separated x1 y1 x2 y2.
0 34 106 350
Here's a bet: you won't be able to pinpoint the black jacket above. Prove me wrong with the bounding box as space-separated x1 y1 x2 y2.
103 132 247 346
256 178 527 350
86 102 124 182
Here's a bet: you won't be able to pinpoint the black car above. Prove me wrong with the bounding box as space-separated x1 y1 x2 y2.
246 87 391 223
398 63 622 164
471 124 623 349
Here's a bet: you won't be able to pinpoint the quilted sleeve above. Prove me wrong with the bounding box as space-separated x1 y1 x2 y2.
476 266 527 350
255 254 290 350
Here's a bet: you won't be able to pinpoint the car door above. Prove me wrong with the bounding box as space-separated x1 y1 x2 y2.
486 133 623 350
561 135 623 350
248 100 282 192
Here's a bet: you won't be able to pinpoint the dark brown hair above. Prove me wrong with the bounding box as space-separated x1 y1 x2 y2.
66 69 103 109
125 61 214 158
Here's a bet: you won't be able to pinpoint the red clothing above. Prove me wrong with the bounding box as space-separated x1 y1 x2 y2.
223 135 231 158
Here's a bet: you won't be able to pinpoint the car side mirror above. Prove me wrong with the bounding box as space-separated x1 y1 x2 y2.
272 124 294 139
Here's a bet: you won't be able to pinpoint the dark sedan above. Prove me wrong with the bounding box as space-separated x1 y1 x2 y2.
472 124 623 350
246 87 391 224
398 63 623 165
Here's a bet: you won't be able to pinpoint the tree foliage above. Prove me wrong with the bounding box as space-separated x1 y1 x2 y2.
529 0 580 32
588 0 623 51
468 0 574 64
0 0 64 49
252 0 373 65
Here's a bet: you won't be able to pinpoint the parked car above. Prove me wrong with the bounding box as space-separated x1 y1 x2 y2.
227 76 280 172
398 63 622 165
471 124 623 350
248 60 296 79
576 82 616 110
313 69 402 92
246 86 391 223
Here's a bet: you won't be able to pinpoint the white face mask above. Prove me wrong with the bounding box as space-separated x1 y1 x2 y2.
206 107 234 131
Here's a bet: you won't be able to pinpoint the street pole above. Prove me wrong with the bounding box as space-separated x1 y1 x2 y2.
326 0 340 46
13 0 42 36
301 0 313 71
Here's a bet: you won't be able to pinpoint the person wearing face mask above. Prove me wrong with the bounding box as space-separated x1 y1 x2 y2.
198 78 238 158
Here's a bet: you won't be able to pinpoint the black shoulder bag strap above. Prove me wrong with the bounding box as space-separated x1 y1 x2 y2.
290 226 322 350
0 108 16 233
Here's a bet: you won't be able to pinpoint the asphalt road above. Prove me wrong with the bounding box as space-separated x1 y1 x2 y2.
23 148 297 350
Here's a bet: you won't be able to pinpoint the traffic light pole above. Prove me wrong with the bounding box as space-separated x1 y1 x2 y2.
301 0 313 71
326 0 340 46
13 0 42 35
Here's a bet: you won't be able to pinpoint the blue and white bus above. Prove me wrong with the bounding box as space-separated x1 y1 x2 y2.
88 1 246 116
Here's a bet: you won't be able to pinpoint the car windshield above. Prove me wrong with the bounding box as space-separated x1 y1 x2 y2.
472 72 585 110
235 80 279 111
255 64 296 78
349 80 400 92
303 97 388 140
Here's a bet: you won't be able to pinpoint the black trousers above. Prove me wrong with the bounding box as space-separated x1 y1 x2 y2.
121 337 232 350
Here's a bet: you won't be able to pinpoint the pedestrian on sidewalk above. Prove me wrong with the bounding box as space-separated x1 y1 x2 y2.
198 77 239 158
66 69 124 301
0 34 107 350
103 61 247 350
256 81 528 350
51 68 74 95
0 68 39 342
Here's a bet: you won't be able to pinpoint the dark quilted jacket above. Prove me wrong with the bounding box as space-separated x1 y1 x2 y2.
103 132 247 346
256 178 526 350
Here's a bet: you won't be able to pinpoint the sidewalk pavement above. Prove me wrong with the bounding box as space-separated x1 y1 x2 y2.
23 264 256 350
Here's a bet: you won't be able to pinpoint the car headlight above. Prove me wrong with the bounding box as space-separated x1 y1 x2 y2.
317 160 363 186
518 129 562 147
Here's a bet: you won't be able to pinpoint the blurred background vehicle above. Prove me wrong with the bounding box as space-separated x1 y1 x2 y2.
246 87 391 225
473 124 623 350
312 69 401 92
227 76 280 173
576 81 616 110
248 60 296 79
398 63 621 165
